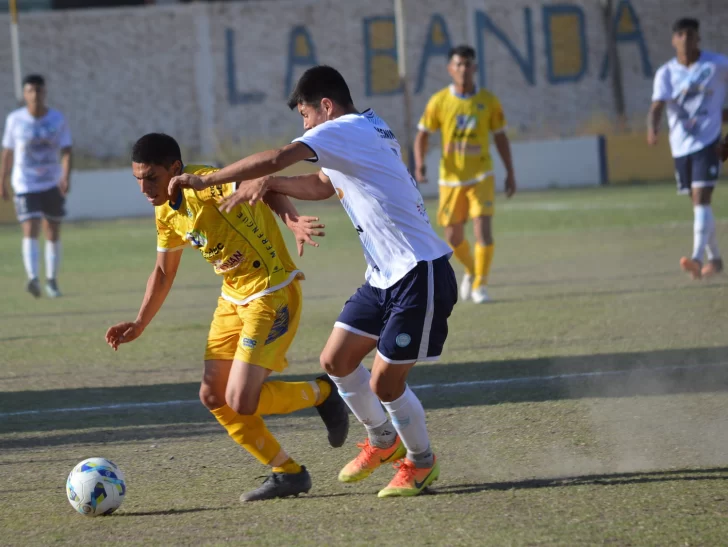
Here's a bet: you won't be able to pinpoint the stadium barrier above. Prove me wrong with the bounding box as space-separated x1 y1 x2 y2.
420 135 606 197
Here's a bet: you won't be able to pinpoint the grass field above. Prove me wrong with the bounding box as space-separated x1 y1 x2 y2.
1 183 728 546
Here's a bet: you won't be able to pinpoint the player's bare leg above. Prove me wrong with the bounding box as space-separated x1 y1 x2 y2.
321 328 406 482
21 218 42 297
444 222 474 301
43 218 62 297
471 214 494 303
682 187 715 280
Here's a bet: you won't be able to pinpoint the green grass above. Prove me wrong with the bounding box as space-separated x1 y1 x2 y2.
1 183 728 545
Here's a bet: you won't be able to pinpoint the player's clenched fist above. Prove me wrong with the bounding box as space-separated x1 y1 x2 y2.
105 321 145 351
168 173 208 196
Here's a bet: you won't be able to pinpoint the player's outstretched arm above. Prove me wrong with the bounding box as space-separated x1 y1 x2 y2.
494 132 516 198
105 250 182 351
0 148 13 201
413 130 430 183
263 191 326 257
168 142 315 196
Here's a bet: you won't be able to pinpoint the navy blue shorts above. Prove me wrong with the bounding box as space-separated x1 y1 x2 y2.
14 186 65 223
335 255 457 364
674 139 721 194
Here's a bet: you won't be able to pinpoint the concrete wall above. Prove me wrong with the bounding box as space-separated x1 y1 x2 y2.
0 0 724 163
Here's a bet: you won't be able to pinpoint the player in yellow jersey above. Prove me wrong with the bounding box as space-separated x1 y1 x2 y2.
104 133 349 502
414 45 517 303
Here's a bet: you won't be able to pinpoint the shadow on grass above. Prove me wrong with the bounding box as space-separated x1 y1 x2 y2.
1 346 727 444
433 467 728 496
115 507 227 517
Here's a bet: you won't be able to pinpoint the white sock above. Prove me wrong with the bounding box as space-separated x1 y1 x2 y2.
329 365 388 428
706 212 721 261
22 238 39 280
45 240 61 280
382 386 433 466
692 205 711 262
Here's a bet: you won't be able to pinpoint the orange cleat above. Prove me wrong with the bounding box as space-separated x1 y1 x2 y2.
680 257 702 280
338 437 406 483
377 457 440 498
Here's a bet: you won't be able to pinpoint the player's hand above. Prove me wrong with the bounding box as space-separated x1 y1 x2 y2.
647 129 658 146
59 177 70 196
168 173 208 196
0 184 8 201
414 165 428 184
286 215 325 256
505 172 517 198
105 321 145 351
220 178 269 212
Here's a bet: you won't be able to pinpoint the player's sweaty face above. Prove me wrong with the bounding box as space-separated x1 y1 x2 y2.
672 29 699 56
448 55 476 88
23 84 46 110
132 162 173 207
298 103 329 131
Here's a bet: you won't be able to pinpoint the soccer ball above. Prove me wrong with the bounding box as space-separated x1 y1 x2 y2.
66 458 126 516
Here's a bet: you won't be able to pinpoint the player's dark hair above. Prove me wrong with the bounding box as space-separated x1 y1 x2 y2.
672 18 699 33
22 74 45 87
287 65 354 110
131 133 182 168
448 45 476 60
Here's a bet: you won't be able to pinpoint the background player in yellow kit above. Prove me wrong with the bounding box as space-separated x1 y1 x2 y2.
414 45 517 303
104 133 348 502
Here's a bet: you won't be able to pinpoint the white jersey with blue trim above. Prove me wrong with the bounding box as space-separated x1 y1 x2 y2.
293 109 451 289
652 51 728 158
1 107 72 194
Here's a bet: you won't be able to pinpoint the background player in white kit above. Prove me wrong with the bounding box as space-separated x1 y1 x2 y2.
648 18 728 279
169 65 457 498
1 74 72 298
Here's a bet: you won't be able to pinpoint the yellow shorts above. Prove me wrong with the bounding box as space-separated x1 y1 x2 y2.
204 280 302 372
437 175 495 227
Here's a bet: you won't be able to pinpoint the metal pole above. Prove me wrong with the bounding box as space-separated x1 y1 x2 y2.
9 0 23 103
394 0 414 170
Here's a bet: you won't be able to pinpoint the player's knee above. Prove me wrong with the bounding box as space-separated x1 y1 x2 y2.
199 384 225 410
369 375 404 403
226 391 260 416
319 351 337 375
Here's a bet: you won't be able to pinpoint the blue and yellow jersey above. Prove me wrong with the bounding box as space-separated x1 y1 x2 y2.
155 164 301 305
418 85 507 186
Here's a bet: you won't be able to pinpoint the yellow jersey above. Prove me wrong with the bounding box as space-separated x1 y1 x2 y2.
155 164 301 305
418 85 507 186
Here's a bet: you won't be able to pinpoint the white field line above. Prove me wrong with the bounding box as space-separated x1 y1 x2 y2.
1 362 726 419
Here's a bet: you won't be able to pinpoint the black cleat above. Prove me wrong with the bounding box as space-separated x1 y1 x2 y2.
26 278 41 298
240 467 312 502
314 374 349 448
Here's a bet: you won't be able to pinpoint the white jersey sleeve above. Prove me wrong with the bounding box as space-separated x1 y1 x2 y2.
652 64 672 102
295 120 361 170
2 112 15 150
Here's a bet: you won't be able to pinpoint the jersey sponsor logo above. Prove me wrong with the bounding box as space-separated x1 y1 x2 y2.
214 250 244 273
415 197 430 223
375 126 396 140
185 230 207 248
235 211 277 258
201 242 224 259
186 207 193 219
242 337 257 349
455 114 477 132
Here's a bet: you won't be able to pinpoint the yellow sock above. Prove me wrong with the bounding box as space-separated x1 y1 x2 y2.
272 458 303 474
210 405 281 465
256 380 326 416
473 243 495 289
451 240 474 276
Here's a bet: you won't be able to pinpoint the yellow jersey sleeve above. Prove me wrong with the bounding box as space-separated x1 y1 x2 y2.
155 209 186 252
418 93 442 133
488 94 507 134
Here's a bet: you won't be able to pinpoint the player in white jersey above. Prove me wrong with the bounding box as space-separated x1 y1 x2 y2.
1 74 72 298
169 66 457 498
648 18 728 279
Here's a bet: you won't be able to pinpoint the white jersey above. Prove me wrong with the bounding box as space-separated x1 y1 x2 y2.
2 107 72 195
294 109 451 289
652 51 728 158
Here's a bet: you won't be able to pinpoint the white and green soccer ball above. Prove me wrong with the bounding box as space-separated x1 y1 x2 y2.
66 458 126 517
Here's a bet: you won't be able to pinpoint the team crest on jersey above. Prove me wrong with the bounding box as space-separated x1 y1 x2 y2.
185 230 207 248
455 115 477 131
